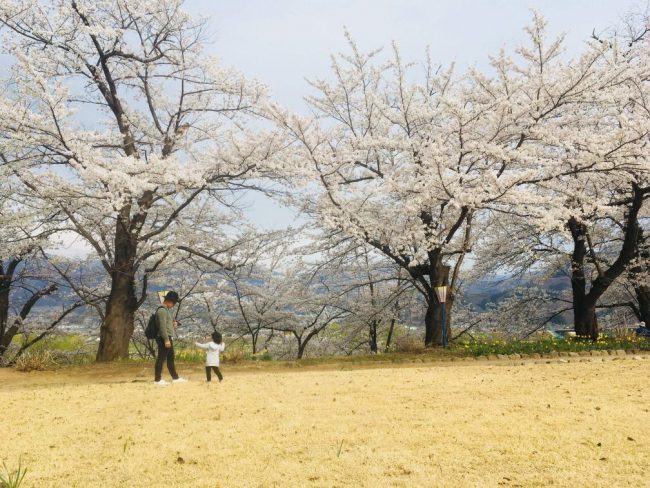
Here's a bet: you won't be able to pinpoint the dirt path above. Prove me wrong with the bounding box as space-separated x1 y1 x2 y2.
1 358 648 487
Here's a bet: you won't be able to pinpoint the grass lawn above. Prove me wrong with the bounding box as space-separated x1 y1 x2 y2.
1 357 649 487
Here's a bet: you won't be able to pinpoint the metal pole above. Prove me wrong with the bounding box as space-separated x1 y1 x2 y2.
442 303 447 348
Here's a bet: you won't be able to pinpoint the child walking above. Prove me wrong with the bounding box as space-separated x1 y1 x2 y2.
195 331 225 384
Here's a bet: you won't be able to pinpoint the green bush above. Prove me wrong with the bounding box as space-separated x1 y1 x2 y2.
21 333 88 352
7 333 94 366
456 335 650 357
173 342 204 362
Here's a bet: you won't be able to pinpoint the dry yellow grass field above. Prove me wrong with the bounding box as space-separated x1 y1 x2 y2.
1 358 649 487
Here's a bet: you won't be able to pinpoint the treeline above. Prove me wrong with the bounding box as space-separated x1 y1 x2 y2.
1 1 650 363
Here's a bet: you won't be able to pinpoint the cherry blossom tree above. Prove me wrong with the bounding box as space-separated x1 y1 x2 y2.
476 184 648 340
263 274 349 360
308 237 412 354
197 232 351 359
191 231 295 354
626 226 650 328
0 176 89 363
270 14 632 346
475 17 650 340
0 0 278 360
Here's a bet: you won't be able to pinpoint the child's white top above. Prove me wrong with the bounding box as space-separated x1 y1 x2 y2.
195 341 225 367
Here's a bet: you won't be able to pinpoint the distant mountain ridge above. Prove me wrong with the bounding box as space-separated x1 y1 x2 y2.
463 272 571 311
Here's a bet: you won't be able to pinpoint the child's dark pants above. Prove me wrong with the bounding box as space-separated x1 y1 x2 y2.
155 337 179 382
205 366 223 382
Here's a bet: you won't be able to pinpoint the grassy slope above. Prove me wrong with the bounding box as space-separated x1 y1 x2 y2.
1 357 649 487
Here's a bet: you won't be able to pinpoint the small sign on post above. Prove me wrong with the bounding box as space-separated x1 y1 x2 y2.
157 290 169 304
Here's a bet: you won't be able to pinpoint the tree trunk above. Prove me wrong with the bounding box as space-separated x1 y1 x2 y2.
445 293 455 344
424 298 451 346
0 278 9 358
567 217 596 338
369 319 378 353
573 299 598 340
297 329 320 359
0 260 18 358
634 285 650 327
297 338 306 359
1 258 59 359
384 316 396 352
424 256 450 347
97 270 137 361
424 299 439 346
567 182 643 340
96 219 138 361
632 227 650 328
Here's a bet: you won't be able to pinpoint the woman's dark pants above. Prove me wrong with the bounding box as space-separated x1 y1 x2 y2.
155 337 179 382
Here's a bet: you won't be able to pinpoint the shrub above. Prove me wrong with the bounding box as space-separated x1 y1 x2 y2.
456 335 650 357
393 335 426 354
13 350 58 372
251 349 272 361
174 348 204 362
223 343 245 363
42 334 86 351
0 460 27 488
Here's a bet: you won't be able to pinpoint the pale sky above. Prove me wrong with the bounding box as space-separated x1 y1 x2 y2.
189 0 642 111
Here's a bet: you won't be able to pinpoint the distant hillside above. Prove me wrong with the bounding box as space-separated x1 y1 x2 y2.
463 272 571 311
